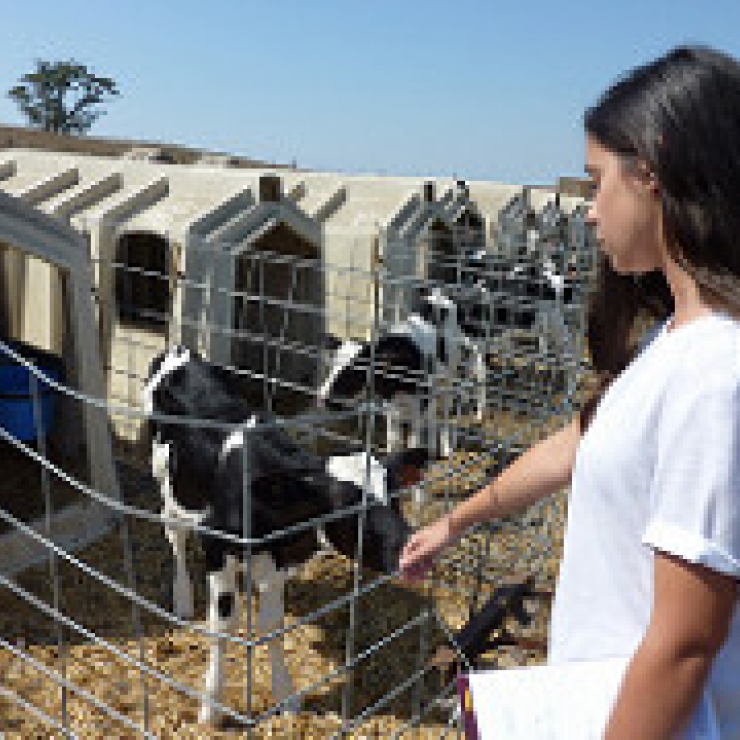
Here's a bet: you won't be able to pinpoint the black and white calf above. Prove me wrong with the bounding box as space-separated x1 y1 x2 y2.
458 245 576 356
497 255 575 356
317 288 487 463
142 346 428 724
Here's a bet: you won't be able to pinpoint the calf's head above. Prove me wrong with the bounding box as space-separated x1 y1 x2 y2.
318 335 425 409
416 288 458 331
320 447 430 574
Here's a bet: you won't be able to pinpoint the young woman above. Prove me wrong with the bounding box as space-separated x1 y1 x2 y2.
399 45 740 738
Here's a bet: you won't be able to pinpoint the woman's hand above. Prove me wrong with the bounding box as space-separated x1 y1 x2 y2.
399 515 456 582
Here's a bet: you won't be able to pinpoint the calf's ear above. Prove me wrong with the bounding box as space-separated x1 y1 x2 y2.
319 332 343 351
409 290 428 315
382 447 430 490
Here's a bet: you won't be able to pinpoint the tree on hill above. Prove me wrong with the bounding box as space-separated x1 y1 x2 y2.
8 59 120 135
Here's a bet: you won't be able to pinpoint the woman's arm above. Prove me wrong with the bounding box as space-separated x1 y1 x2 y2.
446 416 580 537
399 416 581 580
604 552 738 739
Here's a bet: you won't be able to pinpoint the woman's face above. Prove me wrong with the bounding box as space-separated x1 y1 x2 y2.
585 135 666 275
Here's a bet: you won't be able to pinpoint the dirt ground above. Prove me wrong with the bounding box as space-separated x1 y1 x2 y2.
0 382 575 737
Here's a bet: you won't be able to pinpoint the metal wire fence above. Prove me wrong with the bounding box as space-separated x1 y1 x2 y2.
0 208 597 737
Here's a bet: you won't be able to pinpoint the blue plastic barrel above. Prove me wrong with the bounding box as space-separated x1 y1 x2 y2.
0 340 64 442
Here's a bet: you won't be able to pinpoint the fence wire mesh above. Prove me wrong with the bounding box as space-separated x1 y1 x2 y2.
0 203 597 737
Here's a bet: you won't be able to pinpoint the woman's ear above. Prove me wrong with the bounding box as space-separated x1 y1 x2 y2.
645 169 660 195
635 159 660 194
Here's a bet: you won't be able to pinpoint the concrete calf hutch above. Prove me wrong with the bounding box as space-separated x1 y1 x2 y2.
0 148 573 434
278 171 488 333
0 189 120 576
180 173 324 394
0 150 328 436
0 148 529 343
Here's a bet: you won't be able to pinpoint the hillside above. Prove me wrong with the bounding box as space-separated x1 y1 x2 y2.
0 123 287 169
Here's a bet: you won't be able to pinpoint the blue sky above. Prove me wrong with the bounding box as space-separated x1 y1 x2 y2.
2 1 740 186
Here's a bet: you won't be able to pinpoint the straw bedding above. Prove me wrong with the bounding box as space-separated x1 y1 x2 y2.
0 402 571 737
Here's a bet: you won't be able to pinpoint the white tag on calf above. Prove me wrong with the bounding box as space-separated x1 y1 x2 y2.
326 452 388 504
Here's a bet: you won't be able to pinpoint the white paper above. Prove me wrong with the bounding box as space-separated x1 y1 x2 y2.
466 657 719 739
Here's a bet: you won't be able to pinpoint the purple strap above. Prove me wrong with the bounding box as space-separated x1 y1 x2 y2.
457 672 480 740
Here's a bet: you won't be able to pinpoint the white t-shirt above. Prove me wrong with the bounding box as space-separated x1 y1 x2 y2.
549 312 740 737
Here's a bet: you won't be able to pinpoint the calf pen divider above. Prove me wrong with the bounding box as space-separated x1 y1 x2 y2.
0 197 594 736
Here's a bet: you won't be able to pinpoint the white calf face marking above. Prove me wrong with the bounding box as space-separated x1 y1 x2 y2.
423 288 455 311
326 452 388 504
421 290 459 333
141 346 191 415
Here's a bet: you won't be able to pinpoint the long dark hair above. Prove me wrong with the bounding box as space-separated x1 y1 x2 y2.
580 45 740 429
